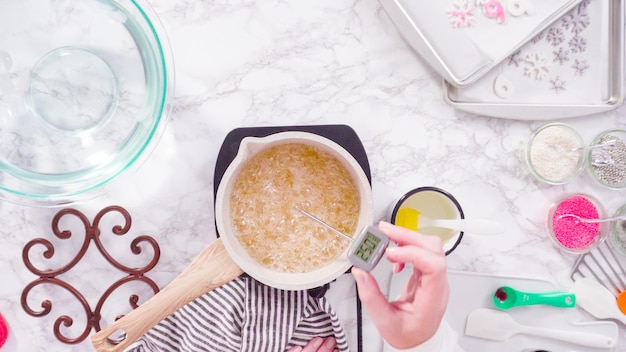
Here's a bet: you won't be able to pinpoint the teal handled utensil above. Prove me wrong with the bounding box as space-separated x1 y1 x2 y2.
493 286 576 310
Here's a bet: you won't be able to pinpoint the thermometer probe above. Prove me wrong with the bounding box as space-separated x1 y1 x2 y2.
293 207 390 271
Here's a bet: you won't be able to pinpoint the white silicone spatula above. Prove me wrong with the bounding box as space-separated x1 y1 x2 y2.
465 308 616 348
570 277 626 325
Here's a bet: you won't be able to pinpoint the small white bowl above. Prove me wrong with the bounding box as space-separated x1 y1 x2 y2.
388 186 464 255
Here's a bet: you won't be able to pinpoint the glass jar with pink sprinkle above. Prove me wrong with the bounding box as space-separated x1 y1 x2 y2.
547 194 607 254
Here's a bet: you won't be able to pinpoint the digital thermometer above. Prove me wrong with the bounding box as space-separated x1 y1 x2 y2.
294 207 390 271
347 225 390 271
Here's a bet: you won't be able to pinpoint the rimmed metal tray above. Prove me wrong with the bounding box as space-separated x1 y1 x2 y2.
444 0 624 119
380 0 583 87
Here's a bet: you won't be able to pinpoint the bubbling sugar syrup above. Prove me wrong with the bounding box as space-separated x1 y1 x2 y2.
230 143 360 273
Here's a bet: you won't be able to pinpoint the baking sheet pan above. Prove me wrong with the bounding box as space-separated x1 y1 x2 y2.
386 270 618 351
380 0 583 87
444 0 624 119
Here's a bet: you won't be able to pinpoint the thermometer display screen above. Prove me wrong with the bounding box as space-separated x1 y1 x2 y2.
353 232 381 262
348 225 389 271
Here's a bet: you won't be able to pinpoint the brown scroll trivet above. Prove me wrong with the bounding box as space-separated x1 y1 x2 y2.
21 205 161 344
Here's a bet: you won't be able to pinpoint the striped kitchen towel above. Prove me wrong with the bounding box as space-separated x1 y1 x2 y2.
125 275 349 352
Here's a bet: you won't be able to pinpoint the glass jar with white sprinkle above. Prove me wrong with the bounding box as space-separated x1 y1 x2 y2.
526 123 585 185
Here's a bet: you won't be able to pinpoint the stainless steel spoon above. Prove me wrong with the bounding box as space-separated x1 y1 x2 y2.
560 140 616 167
591 153 615 166
556 213 626 224
570 138 617 152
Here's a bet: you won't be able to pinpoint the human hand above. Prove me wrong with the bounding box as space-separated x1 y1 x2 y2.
285 336 339 352
352 221 449 350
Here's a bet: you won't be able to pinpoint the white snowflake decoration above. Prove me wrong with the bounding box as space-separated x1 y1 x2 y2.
448 0 476 28
545 27 565 46
572 59 590 76
523 53 551 80
552 47 570 65
497 0 593 95
531 31 544 44
568 36 587 53
508 50 524 67
562 4 590 34
549 76 567 93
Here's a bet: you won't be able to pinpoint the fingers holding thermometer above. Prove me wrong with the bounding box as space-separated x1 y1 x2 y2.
378 221 446 273
352 221 450 349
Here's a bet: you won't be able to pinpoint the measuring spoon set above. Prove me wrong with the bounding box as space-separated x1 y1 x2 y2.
462 282 621 348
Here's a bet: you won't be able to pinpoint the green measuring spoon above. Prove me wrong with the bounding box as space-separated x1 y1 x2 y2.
493 286 576 310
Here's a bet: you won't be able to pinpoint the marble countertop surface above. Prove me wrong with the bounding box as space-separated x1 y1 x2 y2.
2 0 626 351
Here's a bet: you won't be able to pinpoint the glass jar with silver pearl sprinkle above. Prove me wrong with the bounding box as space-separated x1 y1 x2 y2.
587 129 626 189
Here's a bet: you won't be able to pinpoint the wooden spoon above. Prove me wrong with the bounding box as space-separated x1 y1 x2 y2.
91 238 243 352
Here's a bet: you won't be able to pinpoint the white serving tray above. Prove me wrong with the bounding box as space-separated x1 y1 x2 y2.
444 0 625 119
380 0 584 87
386 270 619 351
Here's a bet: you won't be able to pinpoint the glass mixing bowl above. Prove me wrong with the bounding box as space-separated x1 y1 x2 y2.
0 0 173 205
